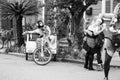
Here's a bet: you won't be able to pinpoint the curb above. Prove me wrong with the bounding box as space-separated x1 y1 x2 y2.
8 52 25 58
1 51 120 68
0 52 25 58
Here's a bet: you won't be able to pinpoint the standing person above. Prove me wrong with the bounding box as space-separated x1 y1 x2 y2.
83 16 106 70
97 3 120 80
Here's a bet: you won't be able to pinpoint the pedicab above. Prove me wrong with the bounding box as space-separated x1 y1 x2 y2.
24 32 57 65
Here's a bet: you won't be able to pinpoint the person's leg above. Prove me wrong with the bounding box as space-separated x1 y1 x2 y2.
97 50 103 71
118 51 120 57
97 50 102 64
84 52 90 69
52 54 57 61
88 54 94 70
104 50 112 80
83 40 90 69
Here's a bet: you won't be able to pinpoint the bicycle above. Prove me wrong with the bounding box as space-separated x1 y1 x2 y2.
33 33 57 65
24 33 57 65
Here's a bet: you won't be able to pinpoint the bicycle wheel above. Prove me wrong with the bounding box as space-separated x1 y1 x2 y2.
33 47 52 65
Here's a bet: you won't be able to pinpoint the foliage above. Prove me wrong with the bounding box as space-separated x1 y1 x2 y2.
45 0 71 39
57 9 70 39
45 0 98 50
23 23 33 31
114 0 120 2
0 0 39 18
55 0 98 50
0 0 41 47
45 0 54 28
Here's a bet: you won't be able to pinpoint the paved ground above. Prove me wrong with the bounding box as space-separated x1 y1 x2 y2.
0 54 120 80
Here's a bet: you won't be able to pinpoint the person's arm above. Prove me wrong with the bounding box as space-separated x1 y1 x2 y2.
113 3 120 15
23 29 42 35
44 25 51 37
109 27 118 33
27 29 38 33
94 24 106 35
84 29 93 36
118 30 120 33
98 13 114 19
47 26 51 36
23 31 29 35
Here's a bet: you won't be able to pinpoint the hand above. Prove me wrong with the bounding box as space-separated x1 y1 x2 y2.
84 30 92 36
23 31 28 35
102 24 107 30
118 30 120 33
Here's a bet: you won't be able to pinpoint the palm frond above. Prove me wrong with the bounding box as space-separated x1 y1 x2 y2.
23 11 39 16
1 14 14 20
22 0 35 10
0 0 39 17
22 0 38 13
0 0 17 13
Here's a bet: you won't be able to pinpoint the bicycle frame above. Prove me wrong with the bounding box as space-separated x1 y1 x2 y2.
39 34 57 55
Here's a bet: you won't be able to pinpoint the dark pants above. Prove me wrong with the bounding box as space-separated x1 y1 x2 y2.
83 41 94 69
84 49 94 69
95 46 103 64
83 41 103 69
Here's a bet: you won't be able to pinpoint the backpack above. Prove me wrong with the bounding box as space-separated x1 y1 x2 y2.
112 34 120 48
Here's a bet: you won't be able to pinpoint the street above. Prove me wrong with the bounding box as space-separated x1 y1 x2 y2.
0 54 120 80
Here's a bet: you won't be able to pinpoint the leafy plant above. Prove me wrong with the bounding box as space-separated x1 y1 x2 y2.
55 0 98 49
0 0 42 47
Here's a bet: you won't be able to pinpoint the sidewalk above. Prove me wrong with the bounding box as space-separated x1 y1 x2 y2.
0 48 120 68
0 48 25 58
62 52 120 68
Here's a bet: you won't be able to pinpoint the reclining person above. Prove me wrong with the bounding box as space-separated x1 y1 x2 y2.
23 20 51 38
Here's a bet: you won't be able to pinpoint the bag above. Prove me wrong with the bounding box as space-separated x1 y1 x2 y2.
95 32 104 48
86 37 96 48
83 41 90 52
112 34 120 48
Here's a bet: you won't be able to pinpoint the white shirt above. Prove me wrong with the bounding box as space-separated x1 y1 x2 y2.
23 25 51 38
87 24 100 35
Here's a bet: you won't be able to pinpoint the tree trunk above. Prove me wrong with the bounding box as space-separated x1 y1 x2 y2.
75 16 84 50
71 13 84 50
71 16 75 36
16 16 24 47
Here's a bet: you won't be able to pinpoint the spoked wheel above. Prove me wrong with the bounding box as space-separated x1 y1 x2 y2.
33 47 52 65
